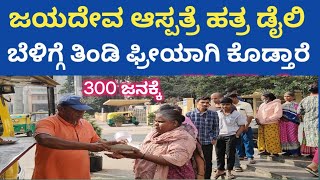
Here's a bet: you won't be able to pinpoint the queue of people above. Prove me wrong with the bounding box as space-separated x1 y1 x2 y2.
31 82 318 179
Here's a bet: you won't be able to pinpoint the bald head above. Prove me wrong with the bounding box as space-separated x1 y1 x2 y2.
211 92 223 104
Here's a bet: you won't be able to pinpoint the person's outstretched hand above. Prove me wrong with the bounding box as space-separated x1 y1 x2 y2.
89 140 126 152
118 149 143 159
105 152 125 159
88 142 111 152
105 140 126 146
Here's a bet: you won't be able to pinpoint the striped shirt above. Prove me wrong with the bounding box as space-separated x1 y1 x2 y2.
186 109 219 145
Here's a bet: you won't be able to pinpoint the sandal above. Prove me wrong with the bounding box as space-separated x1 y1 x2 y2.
248 159 256 164
305 167 319 177
282 152 291 156
290 154 300 158
226 173 236 179
306 155 314 158
258 151 270 155
269 153 279 157
214 172 226 179
234 167 243 172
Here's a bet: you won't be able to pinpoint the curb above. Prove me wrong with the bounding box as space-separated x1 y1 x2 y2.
244 163 289 179
243 158 317 180
259 155 312 169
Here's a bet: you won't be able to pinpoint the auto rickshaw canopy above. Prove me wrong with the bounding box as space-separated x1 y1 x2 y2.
10 114 30 123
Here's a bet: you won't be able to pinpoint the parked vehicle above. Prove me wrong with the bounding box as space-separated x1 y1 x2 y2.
10 112 48 137
107 111 139 127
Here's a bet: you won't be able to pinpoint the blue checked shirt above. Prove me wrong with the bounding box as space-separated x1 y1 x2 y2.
186 108 219 145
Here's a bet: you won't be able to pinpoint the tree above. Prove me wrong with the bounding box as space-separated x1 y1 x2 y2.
59 75 317 111
59 76 74 94
159 76 317 99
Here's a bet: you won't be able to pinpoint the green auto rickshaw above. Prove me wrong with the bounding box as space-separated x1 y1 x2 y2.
107 111 139 127
10 112 48 137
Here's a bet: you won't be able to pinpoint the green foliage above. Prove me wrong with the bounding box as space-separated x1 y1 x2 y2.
89 120 102 137
112 114 126 123
83 96 110 114
147 112 156 125
59 76 74 94
60 75 317 109
158 76 317 99
83 113 91 121
84 113 102 137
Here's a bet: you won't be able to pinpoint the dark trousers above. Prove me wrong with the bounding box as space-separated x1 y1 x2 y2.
215 135 237 171
202 144 213 179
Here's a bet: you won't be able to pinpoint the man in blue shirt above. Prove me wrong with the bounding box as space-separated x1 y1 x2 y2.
186 96 219 179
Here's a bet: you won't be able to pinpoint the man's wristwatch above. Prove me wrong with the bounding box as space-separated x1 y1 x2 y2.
236 135 240 138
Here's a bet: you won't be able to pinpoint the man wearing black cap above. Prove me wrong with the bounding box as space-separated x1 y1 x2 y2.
32 95 119 179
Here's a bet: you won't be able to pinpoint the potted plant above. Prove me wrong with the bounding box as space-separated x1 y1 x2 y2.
85 113 103 172
112 114 126 127
147 112 155 126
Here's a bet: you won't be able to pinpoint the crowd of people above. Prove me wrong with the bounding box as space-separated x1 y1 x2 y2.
31 82 318 179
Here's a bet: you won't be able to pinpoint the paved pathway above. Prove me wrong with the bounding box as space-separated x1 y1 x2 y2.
19 120 306 179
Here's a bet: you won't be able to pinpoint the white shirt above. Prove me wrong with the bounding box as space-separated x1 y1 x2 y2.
217 110 246 136
234 101 254 127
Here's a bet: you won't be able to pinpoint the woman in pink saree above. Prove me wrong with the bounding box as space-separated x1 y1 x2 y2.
279 92 300 157
109 107 197 179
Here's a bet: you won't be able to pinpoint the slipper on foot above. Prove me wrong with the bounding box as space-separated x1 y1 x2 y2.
214 172 226 179
305 167 319 177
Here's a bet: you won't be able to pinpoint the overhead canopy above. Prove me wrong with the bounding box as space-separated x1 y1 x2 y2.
0 76 59 87
103 99 150 106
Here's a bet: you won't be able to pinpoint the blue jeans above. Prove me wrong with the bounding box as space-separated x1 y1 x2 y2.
236 127 254 159
234 152 241 168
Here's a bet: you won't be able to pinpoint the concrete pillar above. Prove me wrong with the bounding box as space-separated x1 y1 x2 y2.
252 98 257 117
101 108 106 122
182 98 194 115
23 87 29 113
294 90 303 103
47 86 55 115
13 87 24 114
74 76 82 96
145 103 150 125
